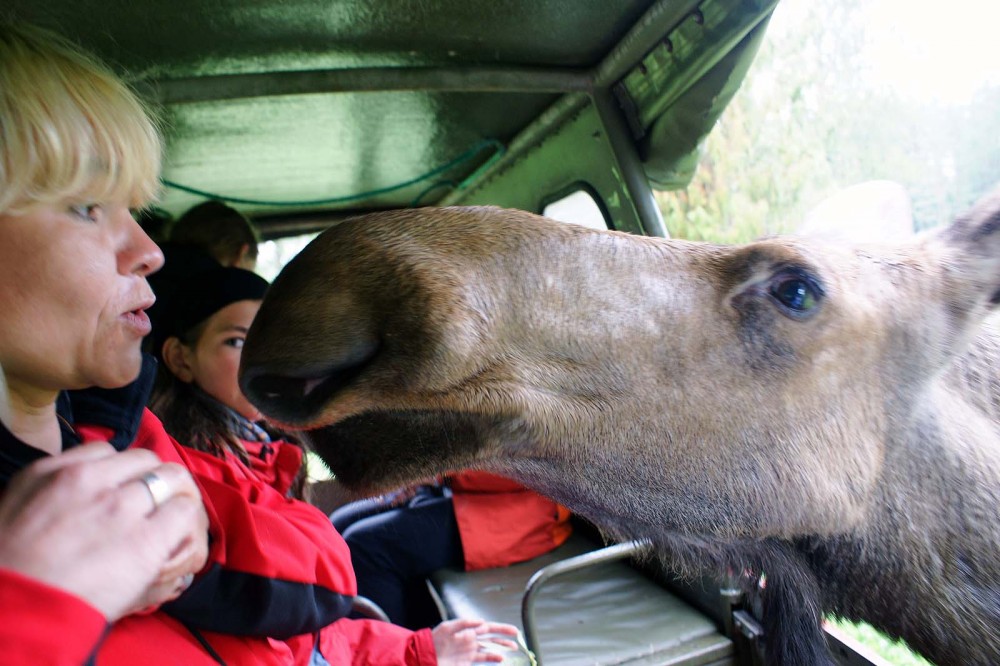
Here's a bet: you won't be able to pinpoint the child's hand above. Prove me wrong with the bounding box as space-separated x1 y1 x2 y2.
431 618 520 665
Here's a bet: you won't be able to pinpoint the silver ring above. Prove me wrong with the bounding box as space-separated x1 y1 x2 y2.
176 573 195 593
138 471 171 510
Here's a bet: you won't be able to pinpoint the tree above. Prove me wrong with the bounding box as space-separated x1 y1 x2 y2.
655 0 999 242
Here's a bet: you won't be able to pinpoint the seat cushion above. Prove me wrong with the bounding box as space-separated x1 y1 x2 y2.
429 533 734 665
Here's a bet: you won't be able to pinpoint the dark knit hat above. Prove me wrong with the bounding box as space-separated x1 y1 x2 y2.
153 266 269 354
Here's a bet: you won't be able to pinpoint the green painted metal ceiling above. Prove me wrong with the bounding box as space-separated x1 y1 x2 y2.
6 0 774 235
14 0 653 76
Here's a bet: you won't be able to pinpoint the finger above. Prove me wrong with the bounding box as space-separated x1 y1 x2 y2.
0 445 160 521
152 462 202 502
110 495 208 617
442 618 487 632
476 632 518 645
145 495 210 569
118 472 172 516
473 650 504 664
31 443 162 487
52 446 163 492
28 441 118 474
155 531 206 584
154 496 209 562
135 573 189 611
117 461 202 516
475 622 520 637
160 498 208 566
133 566 198 612
155 518 209 585
3 441 118 502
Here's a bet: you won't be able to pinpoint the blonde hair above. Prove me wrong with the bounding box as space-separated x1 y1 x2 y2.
0 23 162 214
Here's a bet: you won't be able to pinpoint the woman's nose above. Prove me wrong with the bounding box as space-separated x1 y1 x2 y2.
120 207 165 276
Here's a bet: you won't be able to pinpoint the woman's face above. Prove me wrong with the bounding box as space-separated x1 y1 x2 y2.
0 202 163 401
186 300 263 421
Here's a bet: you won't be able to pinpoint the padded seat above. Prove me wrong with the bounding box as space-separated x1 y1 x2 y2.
428 533 735 665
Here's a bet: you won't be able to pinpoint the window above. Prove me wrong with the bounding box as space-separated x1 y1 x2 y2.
542 189 609 230
256 233 319 282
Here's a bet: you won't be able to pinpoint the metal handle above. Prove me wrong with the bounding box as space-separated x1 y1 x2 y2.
520 538 652 663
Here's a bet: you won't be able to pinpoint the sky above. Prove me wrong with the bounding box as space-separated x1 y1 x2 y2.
772 0 1000 105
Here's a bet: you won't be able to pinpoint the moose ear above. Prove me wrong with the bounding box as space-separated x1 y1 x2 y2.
939 184 1000 309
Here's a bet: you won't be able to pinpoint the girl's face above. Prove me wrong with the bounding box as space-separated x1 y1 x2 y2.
0 202 163 402
185 300 263 421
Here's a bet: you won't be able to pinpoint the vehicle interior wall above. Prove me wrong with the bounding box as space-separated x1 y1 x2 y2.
441 96 645 234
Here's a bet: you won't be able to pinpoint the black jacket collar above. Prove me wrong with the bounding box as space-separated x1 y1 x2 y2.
0 355 157 489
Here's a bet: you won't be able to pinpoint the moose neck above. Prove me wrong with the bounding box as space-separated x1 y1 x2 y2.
805 341 1000 665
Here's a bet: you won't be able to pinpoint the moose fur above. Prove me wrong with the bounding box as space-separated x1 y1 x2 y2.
240 188 1000 666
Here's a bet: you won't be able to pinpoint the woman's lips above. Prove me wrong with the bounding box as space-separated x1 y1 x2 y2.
123 309 152 336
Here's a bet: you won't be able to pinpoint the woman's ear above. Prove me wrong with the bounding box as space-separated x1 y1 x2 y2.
162 337 196 383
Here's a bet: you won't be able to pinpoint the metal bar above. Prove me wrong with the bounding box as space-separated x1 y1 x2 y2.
594 0 704 88
521 539 652 661
438 91 590 206
350 595 391 623
623 0 779 130
143 66 593 104
437 0 708 211
590 88 668 237
252 207 380 240
823 623 891 666
732 610 766 666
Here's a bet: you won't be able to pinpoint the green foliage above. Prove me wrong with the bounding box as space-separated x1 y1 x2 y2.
829 619 933 666
656 0 1000 243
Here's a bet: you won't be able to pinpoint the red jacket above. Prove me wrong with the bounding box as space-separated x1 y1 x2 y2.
0 357 436 665
450 471 572 571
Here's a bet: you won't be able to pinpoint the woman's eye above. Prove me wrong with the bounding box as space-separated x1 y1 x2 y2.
768 271 823 317
225 338 246 349
68 203 101 222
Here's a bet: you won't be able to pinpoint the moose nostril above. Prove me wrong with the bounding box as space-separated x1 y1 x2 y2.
247 374 312 403
256 365 366 421
241 337 381 423
245 371 350 424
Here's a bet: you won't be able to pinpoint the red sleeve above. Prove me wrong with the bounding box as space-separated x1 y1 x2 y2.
0 568 107 665
120 410 357 638
317 619 437 666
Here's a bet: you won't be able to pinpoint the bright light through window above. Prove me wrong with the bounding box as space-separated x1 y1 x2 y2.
256 233 318 282
543 190 608 230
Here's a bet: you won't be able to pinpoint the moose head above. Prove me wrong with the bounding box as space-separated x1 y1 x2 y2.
241 188 1000 666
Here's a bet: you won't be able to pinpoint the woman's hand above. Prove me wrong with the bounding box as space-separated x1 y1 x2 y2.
431 618 520 665
0 441 209 621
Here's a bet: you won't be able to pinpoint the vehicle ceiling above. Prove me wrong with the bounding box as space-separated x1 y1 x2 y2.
7 0 776 238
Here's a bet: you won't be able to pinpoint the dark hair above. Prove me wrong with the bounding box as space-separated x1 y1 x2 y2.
150 368 310 502
171 200 260 265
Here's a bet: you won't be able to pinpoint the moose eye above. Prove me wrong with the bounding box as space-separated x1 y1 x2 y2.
768 270 823 318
